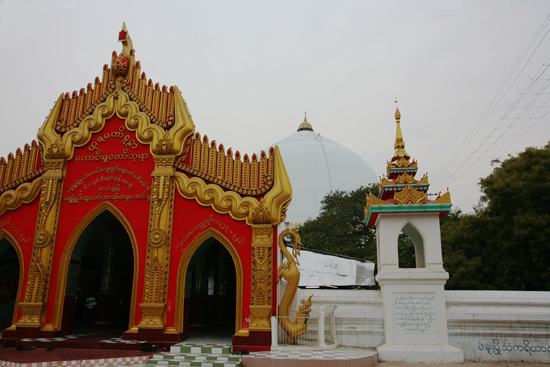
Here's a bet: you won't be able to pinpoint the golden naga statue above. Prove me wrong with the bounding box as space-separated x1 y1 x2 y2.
276 228 313 344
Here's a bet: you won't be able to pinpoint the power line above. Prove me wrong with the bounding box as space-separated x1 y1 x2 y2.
432 13 550 200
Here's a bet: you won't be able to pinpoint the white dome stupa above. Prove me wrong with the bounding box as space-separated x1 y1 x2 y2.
273 114 377 223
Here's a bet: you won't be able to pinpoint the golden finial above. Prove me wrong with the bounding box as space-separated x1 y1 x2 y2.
118 22 133 57
393 102 408 158
394 99 401 120
297 111 313 132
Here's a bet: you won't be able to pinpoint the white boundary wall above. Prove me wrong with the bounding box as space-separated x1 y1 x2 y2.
296 288 550 363
446 291 550 362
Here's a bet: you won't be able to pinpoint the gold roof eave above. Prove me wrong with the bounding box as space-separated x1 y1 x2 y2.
174 146 292 226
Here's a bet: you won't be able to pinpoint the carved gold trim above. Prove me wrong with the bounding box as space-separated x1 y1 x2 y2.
261 146 292 225
139 156 176 330
138 303 166 329
0 230 25 329
394 185 426 205
365 192 392 216
174 172 257 224
0 177 42 216
52 202 140 333
16 302 44 327
174 228 244 336
173 147 292 226
395 172 416 185
249 305 271 331
18 163 65 328
250 223 273 331
37 81 195 161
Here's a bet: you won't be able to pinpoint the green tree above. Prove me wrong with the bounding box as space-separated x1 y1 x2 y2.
297 184 417 268
298 185 378 261
443 143 550 290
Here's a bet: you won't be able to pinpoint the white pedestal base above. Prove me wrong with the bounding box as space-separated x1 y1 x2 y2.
377 343 464 364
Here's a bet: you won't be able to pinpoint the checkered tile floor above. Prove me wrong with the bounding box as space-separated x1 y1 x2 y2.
17 331 142 344
246 346 377 360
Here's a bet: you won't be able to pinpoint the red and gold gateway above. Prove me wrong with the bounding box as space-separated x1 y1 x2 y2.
0 25 291 350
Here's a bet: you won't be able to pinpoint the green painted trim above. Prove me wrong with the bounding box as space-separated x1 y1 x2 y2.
365 203 452 226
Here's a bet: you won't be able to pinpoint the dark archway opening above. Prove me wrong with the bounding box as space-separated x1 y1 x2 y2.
398 232 416 268
184 239 236 339
63 211 134 335
0 238 20 332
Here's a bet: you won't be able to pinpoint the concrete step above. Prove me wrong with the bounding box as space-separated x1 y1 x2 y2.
146 343 242 367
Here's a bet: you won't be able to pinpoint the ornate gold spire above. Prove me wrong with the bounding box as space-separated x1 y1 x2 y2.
297 112 313 132
393 107 408 159
364 105 452 227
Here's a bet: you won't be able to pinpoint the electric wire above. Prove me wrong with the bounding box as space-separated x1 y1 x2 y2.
431 13 550 207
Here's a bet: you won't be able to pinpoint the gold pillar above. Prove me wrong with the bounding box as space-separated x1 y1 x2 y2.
138 155 176 330
249 219 273 331
17 159 65 328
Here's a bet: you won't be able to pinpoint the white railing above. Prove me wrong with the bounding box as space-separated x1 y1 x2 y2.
272 305 338 349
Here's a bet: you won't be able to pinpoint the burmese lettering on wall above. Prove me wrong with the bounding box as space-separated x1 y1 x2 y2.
63 118 153 205
394 293 437 336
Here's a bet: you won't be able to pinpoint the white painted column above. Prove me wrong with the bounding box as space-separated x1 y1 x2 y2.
375 213 464 364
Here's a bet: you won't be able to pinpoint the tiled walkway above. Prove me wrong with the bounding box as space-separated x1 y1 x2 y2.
0 348 152 367
243 346 378 367
1 331 378 367
0 331 155 367
248 346 377 360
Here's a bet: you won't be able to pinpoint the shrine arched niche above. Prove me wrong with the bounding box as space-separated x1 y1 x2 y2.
53 202 139 334
175 228 243 338
400 220 426 269
0 231 24 331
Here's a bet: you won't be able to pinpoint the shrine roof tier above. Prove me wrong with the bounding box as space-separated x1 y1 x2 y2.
364 107 451 226
176 132 277 197
0 140 43 193
53 35 176 133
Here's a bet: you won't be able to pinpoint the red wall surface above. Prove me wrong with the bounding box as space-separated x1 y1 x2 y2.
2 115 277 336
47 116 154 325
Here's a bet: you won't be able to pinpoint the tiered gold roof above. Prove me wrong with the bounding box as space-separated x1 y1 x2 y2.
0 23 281 199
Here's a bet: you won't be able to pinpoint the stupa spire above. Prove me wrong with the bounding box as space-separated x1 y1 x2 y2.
364 106 452 227
393 106 408 160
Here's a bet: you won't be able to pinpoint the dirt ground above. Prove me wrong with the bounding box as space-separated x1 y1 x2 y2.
378 362 548 367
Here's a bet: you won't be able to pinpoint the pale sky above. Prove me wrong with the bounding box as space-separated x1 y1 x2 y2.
1 0 549 213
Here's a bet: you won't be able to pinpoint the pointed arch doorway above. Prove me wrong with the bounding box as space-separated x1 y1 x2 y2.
177 229 243 342
0 233 23 332
60 207 137 335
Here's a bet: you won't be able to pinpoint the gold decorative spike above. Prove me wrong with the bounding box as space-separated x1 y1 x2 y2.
429 190 452 205
118 22 134 57
176 138 275 196
418 173 429 185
